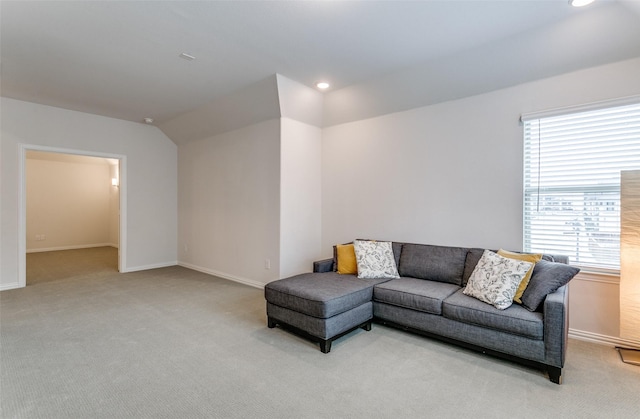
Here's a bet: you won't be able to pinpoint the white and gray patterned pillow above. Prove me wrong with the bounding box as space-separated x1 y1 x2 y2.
353 240 400 279
463 250 533 310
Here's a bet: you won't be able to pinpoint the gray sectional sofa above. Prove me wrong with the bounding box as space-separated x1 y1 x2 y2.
265 241 579 384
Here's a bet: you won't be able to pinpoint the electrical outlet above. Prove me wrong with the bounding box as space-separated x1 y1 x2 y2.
264 258 271 270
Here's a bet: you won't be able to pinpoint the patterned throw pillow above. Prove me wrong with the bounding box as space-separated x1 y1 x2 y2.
463 250 533 310
353 240 400 279
497 249 543 304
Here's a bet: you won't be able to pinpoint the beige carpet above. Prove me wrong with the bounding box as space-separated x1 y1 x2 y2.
1 248 639 418
26 246 119 285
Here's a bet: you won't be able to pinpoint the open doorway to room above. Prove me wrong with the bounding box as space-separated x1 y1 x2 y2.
21 148 123 286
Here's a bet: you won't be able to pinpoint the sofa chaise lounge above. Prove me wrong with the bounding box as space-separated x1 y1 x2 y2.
264 241 579 384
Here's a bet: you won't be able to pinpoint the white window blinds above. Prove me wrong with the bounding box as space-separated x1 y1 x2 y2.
522 101 640 271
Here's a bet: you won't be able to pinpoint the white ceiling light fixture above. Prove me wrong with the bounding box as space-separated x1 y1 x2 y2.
179 52 196 61
569 0 595 7
316 82 330 90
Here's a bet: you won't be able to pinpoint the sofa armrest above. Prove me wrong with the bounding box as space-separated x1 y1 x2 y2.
313 258 334 273
543 284 569 368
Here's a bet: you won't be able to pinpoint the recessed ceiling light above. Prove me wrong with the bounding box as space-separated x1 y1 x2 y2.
179 52 196 61
569 0 595 7
316 82 330 90
144 117 154 124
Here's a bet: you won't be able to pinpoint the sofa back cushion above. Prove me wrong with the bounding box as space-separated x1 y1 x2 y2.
391 242 404 269
398 243 468 286
462 248 486 287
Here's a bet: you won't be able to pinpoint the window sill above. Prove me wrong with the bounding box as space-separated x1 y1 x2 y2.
573 269 620 285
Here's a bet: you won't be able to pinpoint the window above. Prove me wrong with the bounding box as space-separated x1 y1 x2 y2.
522 101 640 271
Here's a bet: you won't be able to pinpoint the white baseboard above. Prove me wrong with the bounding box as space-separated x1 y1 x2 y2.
121 261 178 273
178 262 265 290
0 282 21 291
569 328 640 349
1 259 177 291
26 243 115 253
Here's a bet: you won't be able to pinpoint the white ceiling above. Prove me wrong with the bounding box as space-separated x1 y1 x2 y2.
2 0 640 127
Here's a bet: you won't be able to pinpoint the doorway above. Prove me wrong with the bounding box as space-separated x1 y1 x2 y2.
18 145 127 288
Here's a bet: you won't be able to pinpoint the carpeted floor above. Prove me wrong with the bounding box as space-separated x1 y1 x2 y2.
1 248 639 418
26 246 119 285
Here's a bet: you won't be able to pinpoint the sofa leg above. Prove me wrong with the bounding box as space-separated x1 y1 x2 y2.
361 321 372 332
267 317 277 328
320 340 332 354
548 367 562 384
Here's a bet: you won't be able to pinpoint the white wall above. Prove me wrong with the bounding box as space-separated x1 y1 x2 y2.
280 118 322 278
177 119 281 287
321 58 640 344
323 96 524 251
26 156 111 251
176 75 323 285
1 98 178 290
277 75 323 278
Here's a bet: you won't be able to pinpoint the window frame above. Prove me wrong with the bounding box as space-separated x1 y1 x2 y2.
521 96 640 273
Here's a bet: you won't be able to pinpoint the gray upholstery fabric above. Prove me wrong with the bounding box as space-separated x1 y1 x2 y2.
442 290 543 339
265 244 571 375
313 258 334 273
267 301 372 339
521 260 579 312
373 278 460 315
542 254 569 264
543 285 568 367
373 302 546 363
462 248 485 287
391 242 403 269
398 243 467 285
264 272 388 319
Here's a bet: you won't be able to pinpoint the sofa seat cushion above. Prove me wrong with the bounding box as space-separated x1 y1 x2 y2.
373 278 460 315
265 272 389 319
442 289 543 339
398 243 468 286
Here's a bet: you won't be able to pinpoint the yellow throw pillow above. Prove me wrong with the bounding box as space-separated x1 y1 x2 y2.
497 249 543 304
336 243 358 275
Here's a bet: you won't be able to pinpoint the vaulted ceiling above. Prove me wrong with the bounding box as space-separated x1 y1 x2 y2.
2 1 640 130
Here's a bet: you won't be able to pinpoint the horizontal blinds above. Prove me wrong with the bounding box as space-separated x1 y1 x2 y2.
520 95 640 122
523 102 640 271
